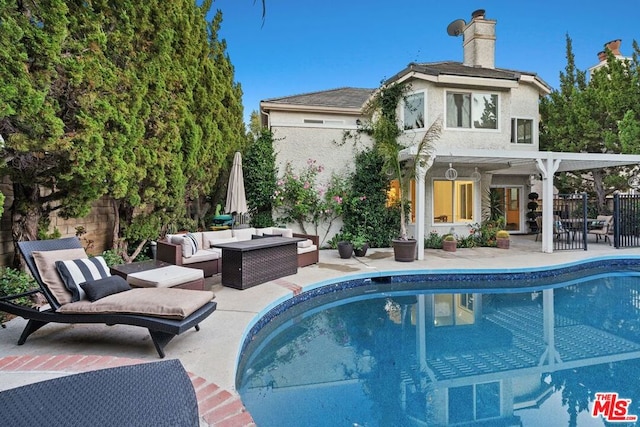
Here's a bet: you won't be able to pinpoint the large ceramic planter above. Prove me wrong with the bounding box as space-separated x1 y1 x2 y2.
442 240 457 252
392 239 416 262
354 243 369 257
337 241 353 259
497 238 510 249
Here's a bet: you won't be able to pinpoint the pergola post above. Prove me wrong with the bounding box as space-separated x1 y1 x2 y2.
536 156 561 253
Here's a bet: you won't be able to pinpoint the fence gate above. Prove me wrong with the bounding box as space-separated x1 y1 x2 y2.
553 194 587 251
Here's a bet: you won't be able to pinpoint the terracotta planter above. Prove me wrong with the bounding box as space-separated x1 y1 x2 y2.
337 241 353 259
354 243 369 257
442 240 457 252
497 238 510 249
392 239 416 262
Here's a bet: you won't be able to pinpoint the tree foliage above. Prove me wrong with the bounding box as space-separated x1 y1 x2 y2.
244 128 277 228
540 36 640 212
0 0 245 262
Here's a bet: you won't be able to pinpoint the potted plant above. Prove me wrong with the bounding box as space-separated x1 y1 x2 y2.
352 232 369 257
362 83 442 262
442 234 457 252
496 230 510 249
335 232 354 259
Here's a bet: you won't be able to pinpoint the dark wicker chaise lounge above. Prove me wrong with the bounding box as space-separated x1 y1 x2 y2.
0 359 199 426
0 237 217 358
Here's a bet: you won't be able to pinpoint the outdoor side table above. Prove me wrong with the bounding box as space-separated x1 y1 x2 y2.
212 237 304 290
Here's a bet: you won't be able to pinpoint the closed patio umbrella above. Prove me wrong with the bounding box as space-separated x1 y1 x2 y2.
225 152 248 223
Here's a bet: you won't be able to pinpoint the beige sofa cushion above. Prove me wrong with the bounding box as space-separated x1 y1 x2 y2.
182 249 220 265
232 227 256 241
167 233 204 259
297 239 313 248
297 244 317 255
202 230 233 246
57 288 215 319
32 248 89 306
169 236 192 258
206 236 237 248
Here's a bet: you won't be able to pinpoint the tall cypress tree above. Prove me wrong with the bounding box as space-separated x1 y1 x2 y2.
0 0 245 262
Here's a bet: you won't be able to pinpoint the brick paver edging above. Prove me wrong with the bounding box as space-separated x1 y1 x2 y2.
0 355 255 427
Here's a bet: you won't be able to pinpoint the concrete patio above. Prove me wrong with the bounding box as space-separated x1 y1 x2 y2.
1 234 639 425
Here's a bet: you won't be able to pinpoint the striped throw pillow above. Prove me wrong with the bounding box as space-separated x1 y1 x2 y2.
55 257 111 302
185 233 200 253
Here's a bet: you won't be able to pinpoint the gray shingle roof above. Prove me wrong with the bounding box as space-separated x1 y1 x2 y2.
262 87 374 109
262 62 551 110
388 61 551 90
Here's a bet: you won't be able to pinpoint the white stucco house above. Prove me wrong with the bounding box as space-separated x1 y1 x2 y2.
260 9 640 257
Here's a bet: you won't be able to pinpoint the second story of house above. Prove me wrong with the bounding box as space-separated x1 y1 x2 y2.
260 9 552 175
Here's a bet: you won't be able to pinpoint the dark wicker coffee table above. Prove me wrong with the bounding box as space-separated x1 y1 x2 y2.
212 237 303 290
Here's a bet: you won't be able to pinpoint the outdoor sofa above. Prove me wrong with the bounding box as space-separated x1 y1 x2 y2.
0 237 216 358
157 227 319 275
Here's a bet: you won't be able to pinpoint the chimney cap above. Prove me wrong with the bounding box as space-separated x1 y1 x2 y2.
471 9 486 19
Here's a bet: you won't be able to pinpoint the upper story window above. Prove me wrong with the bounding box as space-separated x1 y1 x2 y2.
403 92 425 130
446 92 498 130
511 118 533 144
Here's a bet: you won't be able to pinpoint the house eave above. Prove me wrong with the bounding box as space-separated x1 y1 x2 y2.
260 102 363 115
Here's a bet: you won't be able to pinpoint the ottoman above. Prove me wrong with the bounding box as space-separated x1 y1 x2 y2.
126 265 205 291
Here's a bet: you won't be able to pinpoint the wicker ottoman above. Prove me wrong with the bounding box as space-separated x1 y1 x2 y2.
126 265 205 291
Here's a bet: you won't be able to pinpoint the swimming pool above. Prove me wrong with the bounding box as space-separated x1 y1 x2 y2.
236 258 640 426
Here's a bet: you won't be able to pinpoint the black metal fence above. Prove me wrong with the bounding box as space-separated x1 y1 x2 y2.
613 193 640 248
552 193 640 250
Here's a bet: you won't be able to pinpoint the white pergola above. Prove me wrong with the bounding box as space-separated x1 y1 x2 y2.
403 148 640 259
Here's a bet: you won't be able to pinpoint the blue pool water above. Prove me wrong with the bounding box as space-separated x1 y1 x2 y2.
236 259 640 426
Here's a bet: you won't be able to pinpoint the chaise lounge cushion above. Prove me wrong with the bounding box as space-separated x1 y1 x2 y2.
32 248 89 306
57 288 215 320
80 276 131 302
55 256 112 301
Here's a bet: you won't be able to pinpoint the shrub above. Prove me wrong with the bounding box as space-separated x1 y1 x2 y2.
101 249 125 267
0 267 38 325
424 231 443 249
443 234 456 241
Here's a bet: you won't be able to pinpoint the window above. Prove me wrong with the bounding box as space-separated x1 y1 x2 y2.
387 179 416 222
511 118 533 143
403 92 425 130
446 91 498 130
433 179 475 223
448 382 501 423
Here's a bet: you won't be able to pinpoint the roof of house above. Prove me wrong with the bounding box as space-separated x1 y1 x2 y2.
261 62 551 112
387 61 552 92
261 87 374 110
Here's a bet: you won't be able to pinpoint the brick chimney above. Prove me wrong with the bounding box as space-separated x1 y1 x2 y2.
597 39 623 63
462 9 496 69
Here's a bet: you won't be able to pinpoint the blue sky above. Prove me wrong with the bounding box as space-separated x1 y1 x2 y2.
211 1 639 124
